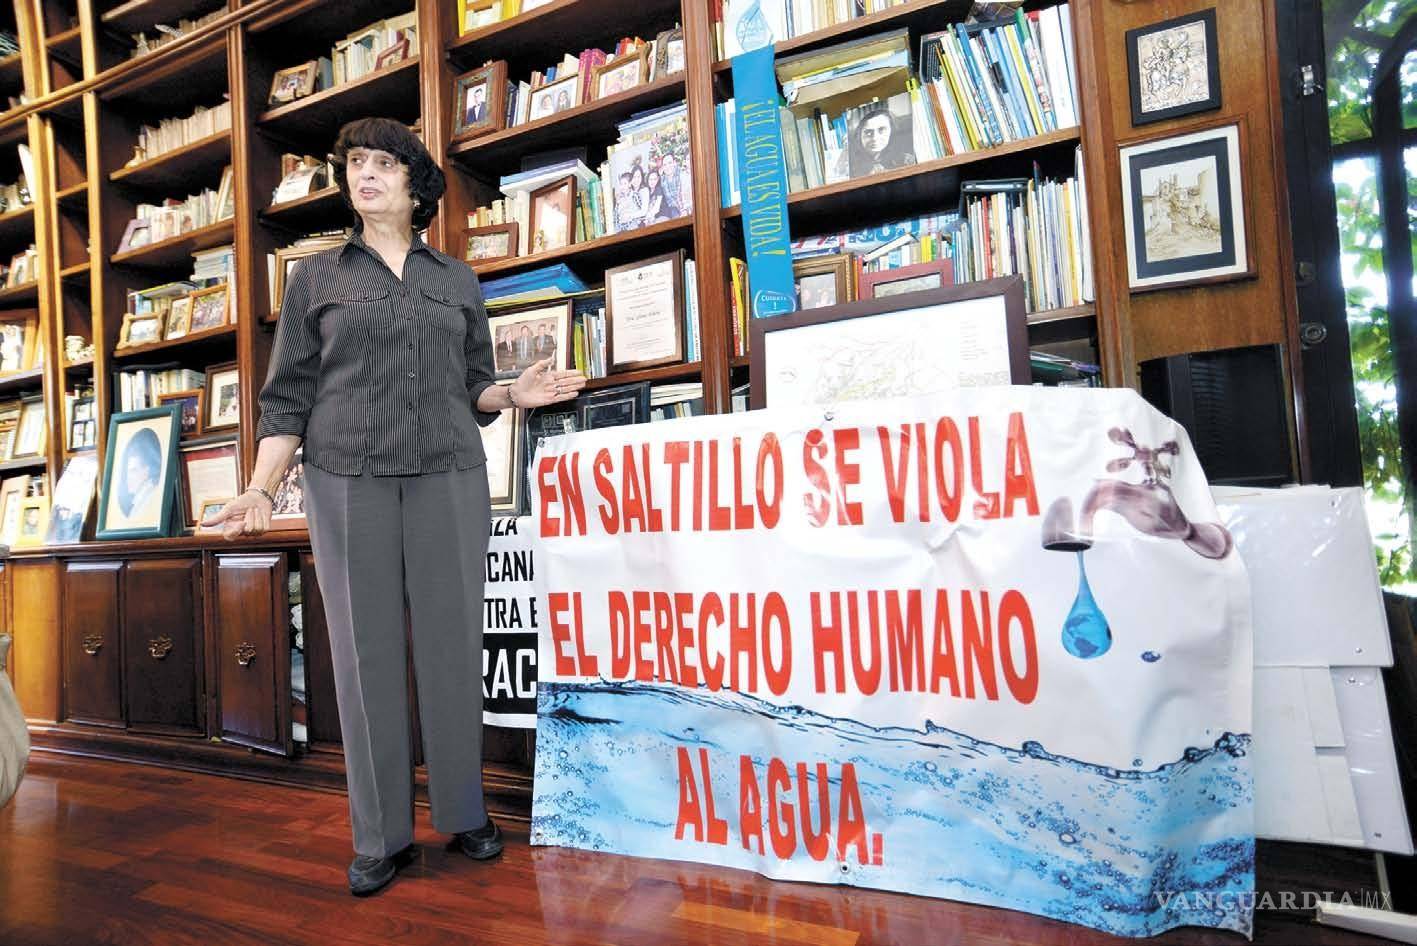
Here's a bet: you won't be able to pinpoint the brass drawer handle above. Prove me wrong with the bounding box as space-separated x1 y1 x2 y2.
234 642 257 667
81 634 103 656
148 636 173 660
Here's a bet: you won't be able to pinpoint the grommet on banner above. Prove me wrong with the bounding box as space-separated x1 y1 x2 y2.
823 410 835 422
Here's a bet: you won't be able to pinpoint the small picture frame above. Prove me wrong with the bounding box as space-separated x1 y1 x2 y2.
0 314 38 372
96 405 182 540
461 0 502 33
116 218 151 254
1127 8 1222 127
69 411 96 450
1119 120 1251 291
178 439 241 530
464 223 519 265
526 73 581 123
592 46 650 101
205 362 240 431
489 301 572 381
117 313 163 349
578 382 651 430
267 446 307 531
0 425 14 460
654 27 685 78
194 497 232 533
857 258 955 300
793 253 855 310
375 37 411 70
452 61 508 141
528 176 577 254
522 407 578 514
163 294 193 340
13 494 48 549
158 389 205 438
269 61 319 105
605 250 685 373
188 283 231 333
12 397 45 458
479 408 523 514
45 453 100 545
271 249 321 320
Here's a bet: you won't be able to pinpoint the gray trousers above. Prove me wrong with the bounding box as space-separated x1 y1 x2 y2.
303 463 491 858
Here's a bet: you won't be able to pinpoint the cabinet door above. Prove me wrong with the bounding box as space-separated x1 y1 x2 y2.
213 553 291 756
298 553 342 749
123 557 204 735
62 561 124 727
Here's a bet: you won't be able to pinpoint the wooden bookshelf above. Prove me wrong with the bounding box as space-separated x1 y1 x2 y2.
110 321 236 360
0 203 34 244
0 455 48 474
1028 304 1094 326
259 185 343 232
58 261 90 281
101 0 226 34
64 356 95 374
0 52 21 87
97 29 228 110
585 360 702 392
256 56 422 143
45 25 83 66
471 216 694 278
0 281 39 305
447 0 683 68
0 367 45 395
55 181 88 209
109 218 234 268
108 130 232 189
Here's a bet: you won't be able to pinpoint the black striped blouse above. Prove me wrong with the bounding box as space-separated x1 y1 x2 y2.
256 229 501 476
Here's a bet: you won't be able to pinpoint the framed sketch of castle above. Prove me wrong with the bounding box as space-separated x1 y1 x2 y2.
1126 8 1221 126
1119 122 1251 292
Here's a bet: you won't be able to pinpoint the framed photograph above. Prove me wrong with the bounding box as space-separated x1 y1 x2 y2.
194 497 232 533
794 254 855 310
452 61 508 140
858 258 955 300
526 73 580 123
6 251 29 285
12 397 45 458
605 109 692 232
165 294 194 340
578 382 651 430
158 389 205 438
188 283 231 333
654 27 685 78
179 438 241 530
69 395 96 450
0 425 13 460
268 446 307 531
749 276 1030 410
375 37 411 70
117 313 162 348
1119 121 1251 291
489 302 572 381
605 250 685 372
95 405 182 540
45 452 100 545
14 494 48 549
461 0 502 33
842 99 916 180
269 61 318 105
522 407 577 514
464 223 519 265
1127 8 1221 127
479 407 523 514
528 176 576 254
592 46 650 101
205 362 240 431
0 475 30 546
0 315 37 372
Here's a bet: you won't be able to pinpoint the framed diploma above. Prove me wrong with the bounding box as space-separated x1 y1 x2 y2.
605 250 686 373
178 438 242 530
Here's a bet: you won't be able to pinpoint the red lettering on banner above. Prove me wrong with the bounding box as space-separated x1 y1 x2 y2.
879 425 911 523
998 589 1039 704
1003 412 1040 518
762 594 792 696
675 592 699 688
593 449 617 534
935 417 964 521
632 590 653 682
836 763 868 864
663 441 689 531
931 591 961 697
692 441 705 531
739 755 764 855
797 762 832 862
726 755 883 865
810 591 845 694
962 590 998 701
701 749 729 845
549 591 595 677
653 591 680 685
768 758 796 859
728 594 758 693
675 747 703 841
609 591 630 677
621 445 647 533
732 438 754 529
537 455 560 537
641 443 665 531
968 417 1001 519
757 433 784 528
833 427 863 525
914 422 931 522
698 592 725 691
887 590 925 691
803 429 831 527
850 592 880 696
708 441 732 531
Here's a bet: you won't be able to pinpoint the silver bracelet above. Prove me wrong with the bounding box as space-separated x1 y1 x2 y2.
246 485 275 504
507 385 521 409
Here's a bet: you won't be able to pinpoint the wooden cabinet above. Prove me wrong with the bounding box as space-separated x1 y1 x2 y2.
123 558 204 735
213 553 291 756
61 561 124 727
297 553 341 749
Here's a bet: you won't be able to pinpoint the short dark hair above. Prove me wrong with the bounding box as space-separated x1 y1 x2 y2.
331 118 445 231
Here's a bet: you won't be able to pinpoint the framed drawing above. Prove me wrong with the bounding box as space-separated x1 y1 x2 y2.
205 362 241 431
116 312 162 349
526 73 580 123
489 301 572 381
592 46 650 100
178 438 241 530
188 283 230 333
464 223 518 265
749 276 1029 410
158 388 204 438
605 250 685 372
479 407 523 514
1119 121 1251 291
793 254 855 310
528 176 576 254
578 383 651 430
268 446 307 531
95 405 182 540
858 258 955 300
1126 9 1221 127
452 61 508 140
269 61 318 105
45 452 100 545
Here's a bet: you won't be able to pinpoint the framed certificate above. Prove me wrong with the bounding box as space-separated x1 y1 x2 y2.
605 250 685 373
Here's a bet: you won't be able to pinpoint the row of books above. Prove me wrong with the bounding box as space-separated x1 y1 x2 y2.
0 30 19 57
129 9 225 60
568 256 703 379
469 160 608 258
128 100 232 167
116 366 207 413
332 13 418 86
715 0 915 59
117 167 235 252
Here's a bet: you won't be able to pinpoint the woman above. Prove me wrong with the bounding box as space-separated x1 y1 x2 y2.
843 105 915 179
119 427 163 521
203 118 586 896
644 168 667 223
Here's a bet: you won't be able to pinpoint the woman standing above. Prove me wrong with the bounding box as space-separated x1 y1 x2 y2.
203 118 585 896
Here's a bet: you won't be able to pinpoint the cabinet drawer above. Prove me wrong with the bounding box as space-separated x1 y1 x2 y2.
62 561 124 727
213 553 291 756
123 558 203 735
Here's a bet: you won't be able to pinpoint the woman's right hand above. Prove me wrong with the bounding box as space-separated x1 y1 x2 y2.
202 489 273 540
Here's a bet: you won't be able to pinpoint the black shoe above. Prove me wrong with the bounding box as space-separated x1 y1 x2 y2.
347 846 413 896
455 818 504 860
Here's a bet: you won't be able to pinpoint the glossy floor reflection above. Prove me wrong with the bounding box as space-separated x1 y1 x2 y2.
0 755 1391 946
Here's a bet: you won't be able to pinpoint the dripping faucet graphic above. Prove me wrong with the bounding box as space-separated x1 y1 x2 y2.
1041 428 1234 659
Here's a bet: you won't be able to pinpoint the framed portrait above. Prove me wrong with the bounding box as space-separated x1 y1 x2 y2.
12 397 45 458
489 302 572 381
654 27 685 78
749 276 1030 410
578 382 651 430
0 475 30 546
794 254 855 310
268 446 307 531
194 497 232 533
188 283 231 333
165 294 194 340
1119 121 1251 291
96 405 182 540
0 315 37 372
842 98 916 181
522 407 577 515
528 176 576 254
592 46 649 101
465 223 519 265
858 258 955 301
605 250 685 372
526 73 580 123
375 37 411 70
1127 8 1221 127
479 407 523 514
45 452 100 545
158 388 204 438
14 494 48 549
117 313 163 348
205 362 241 431
269 61 318 105
452 61 508 140
179 438 241 530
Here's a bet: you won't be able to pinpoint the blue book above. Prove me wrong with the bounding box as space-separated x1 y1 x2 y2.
952 26 1002 146
980 28 1024 140
481 264 588 300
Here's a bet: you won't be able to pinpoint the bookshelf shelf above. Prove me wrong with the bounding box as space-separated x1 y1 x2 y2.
109 130 232 190
0 52 21 86
472 216 694 278
0 456 48 475
109 218 235 269
0 367 45 395
0 120 27 150
585 360 702 392
447 74 688 174
46 26 84 66
55 182 89 211
729 354 749 369
0 203 34 245
98 31 228 111
260 185 343 232
447 0 683 69
0 281 39 305
1027 304 1094 326
111 322 237 361
101 0 225 34
257 56 421 145
64 357 95 374
58 262 90 281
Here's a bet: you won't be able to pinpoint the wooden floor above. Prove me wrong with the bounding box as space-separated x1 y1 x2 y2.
0 755 1394 946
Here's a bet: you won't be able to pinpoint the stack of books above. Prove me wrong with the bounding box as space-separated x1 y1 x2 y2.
650 382 705 421
502 36 649 129
483 264 589 306
193 244 236 284
118 166 235 251
115 366 207 412
573 294 609 379
0 30 19 58
127 100 233 167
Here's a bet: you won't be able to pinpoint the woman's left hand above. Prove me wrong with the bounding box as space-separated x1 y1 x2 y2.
511 357 587 408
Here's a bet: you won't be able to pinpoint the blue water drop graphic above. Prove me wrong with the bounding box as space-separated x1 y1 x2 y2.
1059 832 1077 845
1062 551 1112 658
1132 758 1143 767
1141 650 1161 663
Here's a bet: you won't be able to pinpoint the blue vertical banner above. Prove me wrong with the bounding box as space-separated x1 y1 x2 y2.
731 43 796 318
